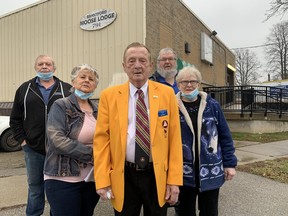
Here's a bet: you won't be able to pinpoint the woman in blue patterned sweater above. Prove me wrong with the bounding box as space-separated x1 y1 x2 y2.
175 66 237 216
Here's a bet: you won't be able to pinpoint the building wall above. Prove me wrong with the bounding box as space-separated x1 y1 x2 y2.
0 0 235 103
0 0 145 101
146 0 235 87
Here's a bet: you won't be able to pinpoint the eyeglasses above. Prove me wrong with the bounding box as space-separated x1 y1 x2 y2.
179 80 199 87
158 58 176 62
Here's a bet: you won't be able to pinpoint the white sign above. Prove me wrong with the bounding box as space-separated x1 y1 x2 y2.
201 32 213 64
80 9 117 31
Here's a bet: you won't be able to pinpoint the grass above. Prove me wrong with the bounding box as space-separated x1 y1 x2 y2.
232 131 288 184
232 131 288 143
236 157 288 184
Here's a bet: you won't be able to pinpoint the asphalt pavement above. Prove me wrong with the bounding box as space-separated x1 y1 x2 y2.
1 140 288 215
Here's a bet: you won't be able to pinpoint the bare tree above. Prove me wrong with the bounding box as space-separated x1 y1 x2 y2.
234 49 261 85
265 0 288 20
265 21 288 80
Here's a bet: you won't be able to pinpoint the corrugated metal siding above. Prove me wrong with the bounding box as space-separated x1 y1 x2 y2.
0 0 145 102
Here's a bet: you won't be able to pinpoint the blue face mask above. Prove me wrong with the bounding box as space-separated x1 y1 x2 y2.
37 71 54 81
181 88 199 101
74 89 94 100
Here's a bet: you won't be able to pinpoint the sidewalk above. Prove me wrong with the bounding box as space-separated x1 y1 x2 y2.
1 140 288 215
235 140 288 165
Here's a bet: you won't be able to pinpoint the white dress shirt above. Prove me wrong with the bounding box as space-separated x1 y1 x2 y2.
125 81 150 163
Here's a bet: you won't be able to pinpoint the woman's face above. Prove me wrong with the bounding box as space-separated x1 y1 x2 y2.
72 69 97 93
177 74 199 94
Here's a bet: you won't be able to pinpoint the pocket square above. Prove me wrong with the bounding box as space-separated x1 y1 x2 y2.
158 110 168 116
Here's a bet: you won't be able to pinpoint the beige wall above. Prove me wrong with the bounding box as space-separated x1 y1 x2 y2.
0 0 235 103
0 0 145 101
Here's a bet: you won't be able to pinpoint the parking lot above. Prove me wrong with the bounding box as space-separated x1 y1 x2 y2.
0 150 175 215
0 150 25 178
2 146 288 215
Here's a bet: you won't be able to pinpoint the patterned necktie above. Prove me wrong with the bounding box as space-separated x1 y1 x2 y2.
135 89 150 168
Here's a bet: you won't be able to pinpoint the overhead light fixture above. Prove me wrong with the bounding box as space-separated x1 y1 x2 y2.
185 42 191 54
211 30 217 37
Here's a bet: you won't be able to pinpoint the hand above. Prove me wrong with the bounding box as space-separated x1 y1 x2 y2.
165 184 179 205
96 186 114 200
224 167 236 181
21 140 27 147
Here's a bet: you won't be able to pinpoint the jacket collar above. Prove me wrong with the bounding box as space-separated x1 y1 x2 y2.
67 93 98 114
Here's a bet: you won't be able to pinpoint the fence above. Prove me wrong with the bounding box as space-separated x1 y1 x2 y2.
2 85 288 118
203 85 288 118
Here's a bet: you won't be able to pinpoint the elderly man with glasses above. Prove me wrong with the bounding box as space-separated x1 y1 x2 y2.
149 47 179 94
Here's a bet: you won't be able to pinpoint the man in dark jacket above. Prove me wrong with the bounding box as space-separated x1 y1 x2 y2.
10 55 71 216
149 47 179 94
150 47 180 215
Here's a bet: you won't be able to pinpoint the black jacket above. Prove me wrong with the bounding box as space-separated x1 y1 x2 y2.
10 76 71 155
149 71 161 82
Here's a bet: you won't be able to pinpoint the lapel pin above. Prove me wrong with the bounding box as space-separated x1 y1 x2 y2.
153 95 158 98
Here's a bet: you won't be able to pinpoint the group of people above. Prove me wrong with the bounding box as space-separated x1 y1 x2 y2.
10 42 237 216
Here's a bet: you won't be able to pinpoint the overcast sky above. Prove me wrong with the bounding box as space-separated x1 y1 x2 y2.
0 0 39 16
0 0 287 67
184 0 287 49
184 0 288 81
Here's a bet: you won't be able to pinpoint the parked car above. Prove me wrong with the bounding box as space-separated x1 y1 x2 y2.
0 116 21 152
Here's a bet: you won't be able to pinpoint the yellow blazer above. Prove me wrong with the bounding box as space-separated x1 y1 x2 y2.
93 80 183 212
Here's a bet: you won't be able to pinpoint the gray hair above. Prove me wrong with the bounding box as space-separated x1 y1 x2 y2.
123 42 152 63
157 47 177 61
176 66 202 83
70 64 99 92
34 55 56 70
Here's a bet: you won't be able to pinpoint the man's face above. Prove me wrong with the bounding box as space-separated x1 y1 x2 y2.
157 52 177 78
123 47 152 88
35 56 55 73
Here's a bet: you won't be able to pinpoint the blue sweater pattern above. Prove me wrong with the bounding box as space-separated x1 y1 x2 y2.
177 91 237 192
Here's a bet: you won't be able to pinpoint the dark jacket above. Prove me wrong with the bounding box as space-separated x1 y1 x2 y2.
10 76 71 155
149 71 162 82
176 91 237 192
149 71 179 94
44 93 97 177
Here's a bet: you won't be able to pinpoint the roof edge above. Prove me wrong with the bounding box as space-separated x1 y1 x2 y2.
0 0 49 19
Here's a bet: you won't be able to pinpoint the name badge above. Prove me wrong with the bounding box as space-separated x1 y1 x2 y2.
158 110 168 117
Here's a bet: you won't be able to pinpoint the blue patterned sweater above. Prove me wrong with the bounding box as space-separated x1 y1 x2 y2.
176 91 237 192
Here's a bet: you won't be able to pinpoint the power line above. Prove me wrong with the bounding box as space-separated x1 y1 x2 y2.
231 43 277 50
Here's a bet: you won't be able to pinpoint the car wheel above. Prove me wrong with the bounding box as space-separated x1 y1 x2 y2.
0 129 21 152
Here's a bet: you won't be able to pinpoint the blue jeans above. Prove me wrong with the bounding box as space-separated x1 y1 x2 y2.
22 145 46 216
45 179 100 216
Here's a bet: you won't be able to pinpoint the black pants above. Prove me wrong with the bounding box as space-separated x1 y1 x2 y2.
114 165 168 216
178 186 219 216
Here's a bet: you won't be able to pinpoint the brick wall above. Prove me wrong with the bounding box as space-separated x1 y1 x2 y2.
145 0 235 87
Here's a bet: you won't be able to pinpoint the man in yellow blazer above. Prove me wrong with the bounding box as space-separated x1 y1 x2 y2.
93 42 183 216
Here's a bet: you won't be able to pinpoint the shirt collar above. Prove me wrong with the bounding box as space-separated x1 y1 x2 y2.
129 81 148 98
